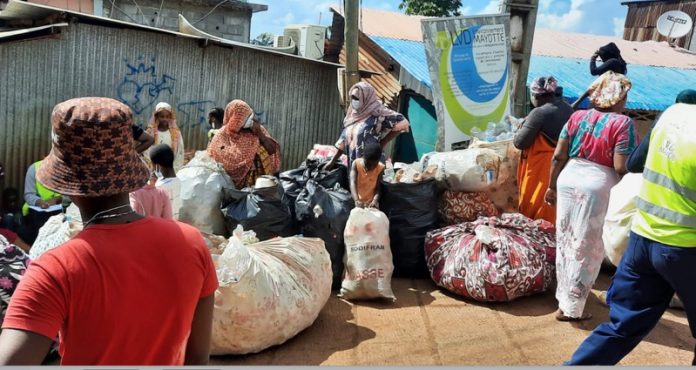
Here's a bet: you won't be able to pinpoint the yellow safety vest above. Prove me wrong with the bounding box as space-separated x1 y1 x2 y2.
632 103 696 247
22 161 62 216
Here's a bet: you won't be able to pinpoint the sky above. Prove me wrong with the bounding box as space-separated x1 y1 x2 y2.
250 0 630 41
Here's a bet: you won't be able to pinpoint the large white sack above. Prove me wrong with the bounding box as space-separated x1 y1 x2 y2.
421 148 502 192
211 227 332 355
30 204 82 259
339 208 395 301
603 173 643 266
177 151 234 235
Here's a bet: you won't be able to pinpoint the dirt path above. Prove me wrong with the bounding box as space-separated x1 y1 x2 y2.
212 272 693 365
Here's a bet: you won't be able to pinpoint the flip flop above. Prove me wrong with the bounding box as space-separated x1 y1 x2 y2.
555 309 593 322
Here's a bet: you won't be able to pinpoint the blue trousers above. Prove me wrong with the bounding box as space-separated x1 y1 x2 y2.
567 232 696 365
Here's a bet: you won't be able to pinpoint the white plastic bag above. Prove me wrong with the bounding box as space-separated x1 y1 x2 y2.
421 148 502 192
177 151 235 235
603 173 643 266
339 208 395 301
30 204 82 259
211 226 332 355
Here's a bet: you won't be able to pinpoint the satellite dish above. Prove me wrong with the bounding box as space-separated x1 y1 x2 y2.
657 10 693 39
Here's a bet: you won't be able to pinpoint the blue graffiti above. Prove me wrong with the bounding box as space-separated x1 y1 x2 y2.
177 100 216 128
117 57 176 115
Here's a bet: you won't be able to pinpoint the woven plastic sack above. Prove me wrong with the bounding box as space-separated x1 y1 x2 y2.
425 213 556 302
439 191 499 226
339 208 395 301
178 151 235 235
211 226 332 355
421 148 502 192
30 204 82 260
469 139 521 213
603 173 642 266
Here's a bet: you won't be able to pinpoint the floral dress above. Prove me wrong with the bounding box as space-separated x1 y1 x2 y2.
335 113 407 165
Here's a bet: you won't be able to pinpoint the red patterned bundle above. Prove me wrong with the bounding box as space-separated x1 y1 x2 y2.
439 191 499 226
425 214 556 302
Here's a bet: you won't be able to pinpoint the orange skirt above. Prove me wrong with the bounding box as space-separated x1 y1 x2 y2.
517 133 556 224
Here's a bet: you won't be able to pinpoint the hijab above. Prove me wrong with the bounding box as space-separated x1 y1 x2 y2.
676 89 696 105
147 102 180 154
343 81 396 127
530 76 558 96
207 100 280 187
597 42 627 74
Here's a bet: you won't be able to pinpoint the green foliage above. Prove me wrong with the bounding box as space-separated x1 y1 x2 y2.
398 0 463 17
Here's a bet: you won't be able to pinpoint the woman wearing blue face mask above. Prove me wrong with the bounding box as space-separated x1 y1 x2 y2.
327 82 410 169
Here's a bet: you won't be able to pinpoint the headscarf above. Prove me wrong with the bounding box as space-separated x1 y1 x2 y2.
147 102 180 154
343 81 397 127
598 42 622 61
207 100 280 187
588 71 632 110
530 76 558 96
676 89 696 105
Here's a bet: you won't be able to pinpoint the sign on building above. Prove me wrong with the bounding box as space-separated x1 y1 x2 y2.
421 14 512 151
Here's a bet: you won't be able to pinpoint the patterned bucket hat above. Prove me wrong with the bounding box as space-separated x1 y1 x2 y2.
37 97 150 197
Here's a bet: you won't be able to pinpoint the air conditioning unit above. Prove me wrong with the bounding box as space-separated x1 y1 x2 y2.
283 24 326 60
274 35 288 48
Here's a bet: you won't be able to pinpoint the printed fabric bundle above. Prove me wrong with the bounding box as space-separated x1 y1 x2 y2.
0 236 31 323
425 213 556 302
439 191 499 226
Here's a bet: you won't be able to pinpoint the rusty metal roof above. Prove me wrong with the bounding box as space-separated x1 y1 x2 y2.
346 6 696 69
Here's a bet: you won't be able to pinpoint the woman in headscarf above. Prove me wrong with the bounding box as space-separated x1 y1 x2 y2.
591 42 627 76
514 76 573 224
327 81 410 168
545 72 638 321
146 102 185 171
207 100 280 189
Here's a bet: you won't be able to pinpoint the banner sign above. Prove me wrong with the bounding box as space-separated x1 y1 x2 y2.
421 14 512 150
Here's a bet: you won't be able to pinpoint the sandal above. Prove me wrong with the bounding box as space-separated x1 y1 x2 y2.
555 309 593 322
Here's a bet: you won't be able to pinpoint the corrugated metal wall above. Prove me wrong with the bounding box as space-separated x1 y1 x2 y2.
623 0 696 49
0 23 344 192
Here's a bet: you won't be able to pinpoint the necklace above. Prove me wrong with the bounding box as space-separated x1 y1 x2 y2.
82 204 134 227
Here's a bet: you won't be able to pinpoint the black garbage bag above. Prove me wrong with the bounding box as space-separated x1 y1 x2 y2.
222 184 298 241
296 180 354 288
380 178 439 278
280 159 349 221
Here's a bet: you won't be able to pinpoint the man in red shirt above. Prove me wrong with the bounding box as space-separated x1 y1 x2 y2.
0 97 218 365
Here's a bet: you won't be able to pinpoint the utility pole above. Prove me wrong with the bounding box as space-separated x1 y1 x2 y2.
504 0 539 118
344 0 360 101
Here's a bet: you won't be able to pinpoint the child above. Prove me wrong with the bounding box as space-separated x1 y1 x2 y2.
129 173 173 219
150 144 182 219
350 143 385 208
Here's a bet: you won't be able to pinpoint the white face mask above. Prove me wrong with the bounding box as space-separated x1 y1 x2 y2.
243 114 254 129
351 100 362 110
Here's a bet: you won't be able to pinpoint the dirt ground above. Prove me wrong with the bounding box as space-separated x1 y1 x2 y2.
211 272 694 366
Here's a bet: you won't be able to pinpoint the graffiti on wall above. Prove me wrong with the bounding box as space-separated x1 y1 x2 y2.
177 100 216 129
117 57 176 115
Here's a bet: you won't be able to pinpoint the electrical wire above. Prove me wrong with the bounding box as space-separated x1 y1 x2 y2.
105 0 139 23
154 0 165 27
192 0 229 26
130 0 146 24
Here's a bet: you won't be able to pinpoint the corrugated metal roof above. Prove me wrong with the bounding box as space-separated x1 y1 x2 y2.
338 38 401 108
532 28 696 69
368 35 696 111
0 22 66 39
369 36 431 88
528 55 696 111
350 6 696 69
331 5 428 42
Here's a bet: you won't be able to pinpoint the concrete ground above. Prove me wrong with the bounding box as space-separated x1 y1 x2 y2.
212 272 694 366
